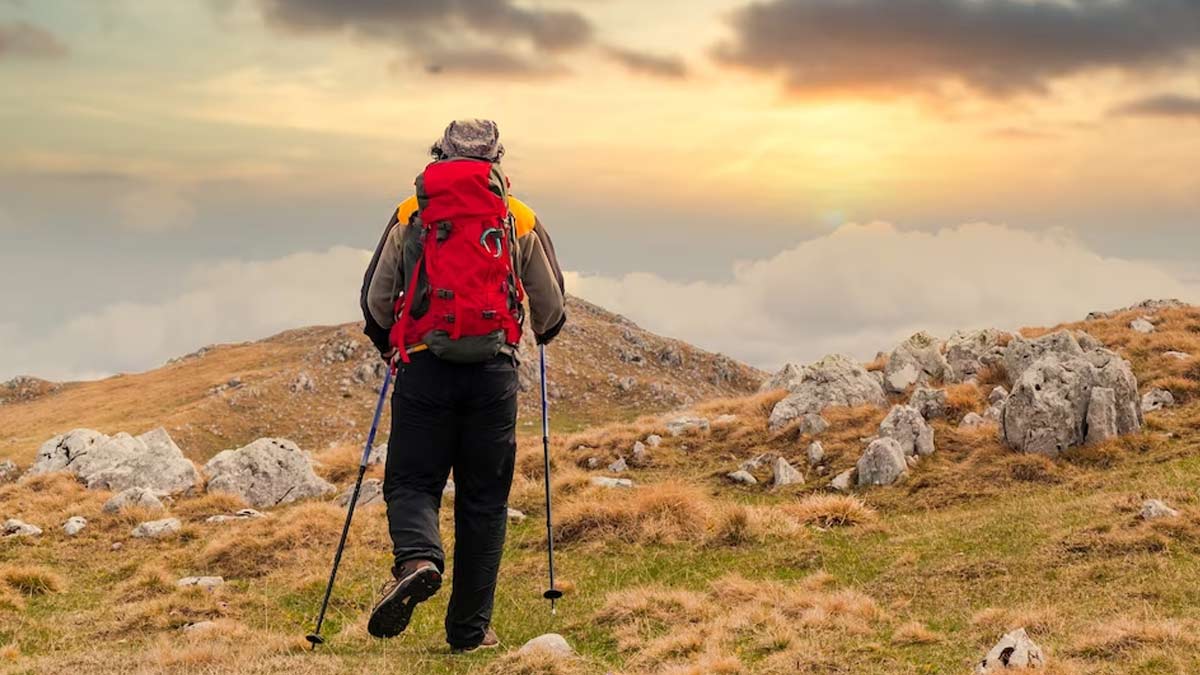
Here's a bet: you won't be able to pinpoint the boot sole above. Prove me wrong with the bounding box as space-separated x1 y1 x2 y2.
367 567 442 639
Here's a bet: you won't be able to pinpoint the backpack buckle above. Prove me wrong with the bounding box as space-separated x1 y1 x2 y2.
443 314 456 324
482 310 497 320
437 221 453 242
436 289 454 300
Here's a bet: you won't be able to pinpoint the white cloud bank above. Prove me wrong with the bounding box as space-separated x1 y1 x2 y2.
1 222 1196 382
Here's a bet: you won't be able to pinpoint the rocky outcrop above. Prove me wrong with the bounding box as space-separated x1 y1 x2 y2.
1002 330 1085 383
665 415 710 437
131 517 181 539
768 355 887 430
1130 317 1155 334
856 438 907 487
204 438 334 508
976 627 1045 673
1142 388 1175 413
760 363 805 392
1084 387 1118 444
879 405 935 457
960 412 987 429
909 387 947 420
102 487 165 514
1086 299 1187 320
335 478 383 509
883 332 950 393
945 329 1007 383
28 428 199 495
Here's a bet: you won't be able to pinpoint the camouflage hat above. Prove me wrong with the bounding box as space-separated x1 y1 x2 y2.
432 119 505 162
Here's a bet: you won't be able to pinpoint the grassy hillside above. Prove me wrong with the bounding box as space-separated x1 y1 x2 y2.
1 304 1198 673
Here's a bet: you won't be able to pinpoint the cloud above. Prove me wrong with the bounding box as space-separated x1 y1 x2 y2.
1112 94 1200 119
114 185 196 233
0 247 370 382
0 20 67 60
565 222 1199 370
713 0 1200 98
603 46 687 79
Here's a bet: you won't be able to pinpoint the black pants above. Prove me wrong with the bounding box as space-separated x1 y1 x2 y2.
382 351 519 649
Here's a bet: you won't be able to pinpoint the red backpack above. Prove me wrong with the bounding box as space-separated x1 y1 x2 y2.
390 159 525 363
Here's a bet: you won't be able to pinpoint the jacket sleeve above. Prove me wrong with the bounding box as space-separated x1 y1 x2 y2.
518 216 567 344
361 210 402 355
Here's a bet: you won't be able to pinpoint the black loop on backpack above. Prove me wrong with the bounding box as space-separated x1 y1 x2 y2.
443 314 456 324
437 221 453 242
436 289 454 300
482 310 497 320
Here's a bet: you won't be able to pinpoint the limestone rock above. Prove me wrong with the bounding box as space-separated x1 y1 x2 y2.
989 386 1009 404
1085 387 1118 445
909 387 948 420
759 362 805 392
797 413 829 436
1164 351 1190 361
1142 388 1175 413
630 441 650 467
1002 330 1086 383
63 516 87 536
103 487 165 514
3 518 42 538
665 415 710 437
29 428 199 494
831 469 855 492
945 329 1008 383
856 438 907 487
177 576 224 592
879 405 935 457
713 414 739 426
768 354 886 431
1130 317 1155 334
289 372 316 393
367 443 387 467
983 404 1004 424
204 438 334 508
644 435 663 448
608 457 628 473
590 476 633 489
131 517 181 539
960 412 987 429
507 508 526 523
976 628 1045 673
883 332 950 393
726 470 758 486
519 633 574 659
0 460 18 485
771 457 804 488
205 509 265 524
806 441 825 467
335 478 383 509
182 621 218 634
1140 499 1180 520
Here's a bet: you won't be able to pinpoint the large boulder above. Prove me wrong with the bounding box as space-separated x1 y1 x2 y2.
856 438 907 487
768 355 887 430
103 487 165 514
1002 348 1142 458
204 438 334 508
878 405 935 457
28 428 199 495
759 363 805 392
1002 330 1085 383
944 329 1008 383
883 332 950 394
909 387 947 420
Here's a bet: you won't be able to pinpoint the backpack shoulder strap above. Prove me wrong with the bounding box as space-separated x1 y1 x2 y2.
396 195 419 224
508 196 536 238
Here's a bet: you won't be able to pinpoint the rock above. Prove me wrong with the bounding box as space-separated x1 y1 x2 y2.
130 517 181 539
797 413 829 436
856 438 907 487
616 376 636 392
584 457 602 470
771 457 804 488
1140 499 1180 520
909 387 948 420
713 414 739 426
2 518 42 538
726 470 758 486
335 478 383 509
182 621 218 634
945 329 1008 383
831 469 855 492
204 438 334 508
177 576 224 592
806 441 825 467
352 361 387 384
630 441 650 467
665 415 710 437
989 386 1009 404
29 427 199 494
1002 330 1086 383
607 457 628 473
739 453 774 473
658 345 684 367
1087 299 1187 320
63 516 87 536
883 332 950 394
367 443 387 466
590 476 633 489
1142 388 1175 413
983 405 1004 424
960 412 987 429
289 372 316 393
1164 351 1191 361
111 542 123 551
1130 317 1155 334
760 362 805 392
768 354 887 430
0 460 18 484
644 435 663 448
102 487 165 514
519 633 574 659
1003 348 1142 457
205 509 265 524
976 627 1045 673
507 508 526 523
1085 387 1119 445
878 405 935 457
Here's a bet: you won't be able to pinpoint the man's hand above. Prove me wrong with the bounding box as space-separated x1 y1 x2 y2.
382 348 398 364
535 314 566 346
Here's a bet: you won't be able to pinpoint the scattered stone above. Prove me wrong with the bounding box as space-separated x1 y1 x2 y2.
856 438 908 487
806 441 825 467
507 508 526 523
1164 351 1190 361
644 434 663 448
883 332 950 394
630 441 650 467
878 405 935 457
1140 499 1180 520
771 457 804 488
945 329 1008 383
1085 387 1119 445
177 576 224 592
983 405 1004 424
976 627 1045 673
352 361 387 385
335 478 384 509
29 427 199 494
584 457 602 470
63 516 87 536
960 412 987 429
739 453 774 473
616 376 636 392
130 517 181 539
111 542 123 551
665 415 710 437
182 621 218 634
726 470 758 486
590 476 633 489
0 459 18 484
989 386 1010 405
909 387 948 420
205 509 265 524
797 413 829 436
1087 299 1187 320
102 487 165 514
367 443 388 466
831 469 855 492
519 633 574 659
1142 388 1175 413
607 457 628 473
2 518 42 538
289 372 316 393
1130 317 1155 334
713 414 739 426
204 438 335 508
767 354 887 430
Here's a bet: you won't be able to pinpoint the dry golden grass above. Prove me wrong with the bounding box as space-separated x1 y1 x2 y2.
0 565 64 595
481 650 593 675
172 491 251 520
117 586 229 633
312 444 383 485
971 607 1063 637
943 382 984 418
1068 617 1197 659
116 564 176 602
0 643 19 662
200 501 343 578
891 620 941 645
554 482 709 546
0 586 26 612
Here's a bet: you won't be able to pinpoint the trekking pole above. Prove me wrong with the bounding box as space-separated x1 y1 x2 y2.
306 366 394 649
539 343 564 615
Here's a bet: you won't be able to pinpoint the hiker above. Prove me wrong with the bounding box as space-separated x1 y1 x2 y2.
359 119 567 652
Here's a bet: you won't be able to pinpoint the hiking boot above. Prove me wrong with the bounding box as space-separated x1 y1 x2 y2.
367 560 442 639
451 627 501 654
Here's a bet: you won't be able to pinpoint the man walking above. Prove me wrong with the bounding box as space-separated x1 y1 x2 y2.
359 119 566 652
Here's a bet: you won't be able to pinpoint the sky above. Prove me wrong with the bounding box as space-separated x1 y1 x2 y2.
1 0 1198 381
